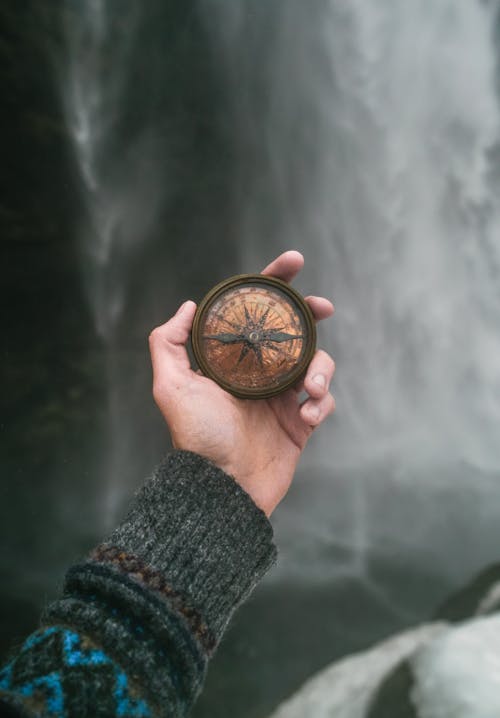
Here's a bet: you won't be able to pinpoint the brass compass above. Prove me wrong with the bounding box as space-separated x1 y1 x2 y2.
191 274 316 399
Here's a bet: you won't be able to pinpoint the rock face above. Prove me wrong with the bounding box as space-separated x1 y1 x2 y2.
268 624 446 718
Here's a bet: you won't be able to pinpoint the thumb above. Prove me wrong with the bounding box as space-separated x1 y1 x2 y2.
149 300 197 384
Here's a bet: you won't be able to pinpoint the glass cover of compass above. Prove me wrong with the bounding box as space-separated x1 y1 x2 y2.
191 274 316 399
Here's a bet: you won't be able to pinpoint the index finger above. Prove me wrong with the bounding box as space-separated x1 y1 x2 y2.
261 251 335 321
261 250 304 283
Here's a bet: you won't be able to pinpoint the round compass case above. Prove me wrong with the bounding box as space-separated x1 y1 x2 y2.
191 274 316 399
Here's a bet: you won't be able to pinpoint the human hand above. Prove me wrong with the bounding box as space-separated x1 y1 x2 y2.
149 251 335 516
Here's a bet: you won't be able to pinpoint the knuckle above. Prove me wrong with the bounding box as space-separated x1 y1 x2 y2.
148 327 161 347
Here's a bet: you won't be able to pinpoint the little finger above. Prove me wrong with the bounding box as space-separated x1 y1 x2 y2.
300 392 336 427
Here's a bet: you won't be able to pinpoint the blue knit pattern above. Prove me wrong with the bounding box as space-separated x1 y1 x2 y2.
0 626 152 717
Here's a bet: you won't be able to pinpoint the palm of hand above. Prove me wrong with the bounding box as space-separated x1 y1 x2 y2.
149 251 335 516
169 372 307 515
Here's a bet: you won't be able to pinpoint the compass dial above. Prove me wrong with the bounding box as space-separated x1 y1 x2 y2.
191 274 316 399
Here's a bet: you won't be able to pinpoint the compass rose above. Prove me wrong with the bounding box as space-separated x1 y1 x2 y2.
203 304 304 367
191 274 316 399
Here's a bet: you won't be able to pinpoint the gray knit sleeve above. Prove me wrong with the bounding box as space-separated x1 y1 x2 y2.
0 451 277 718
95 449 277 646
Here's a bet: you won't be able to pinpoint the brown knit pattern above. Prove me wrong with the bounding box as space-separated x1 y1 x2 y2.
89 544 216 653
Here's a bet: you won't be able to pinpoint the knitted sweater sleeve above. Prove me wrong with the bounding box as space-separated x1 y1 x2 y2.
0 450 277 717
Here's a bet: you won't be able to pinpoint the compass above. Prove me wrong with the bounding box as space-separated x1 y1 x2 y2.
191 274 316 399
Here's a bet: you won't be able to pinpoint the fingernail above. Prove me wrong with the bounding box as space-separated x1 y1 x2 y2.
312 374 326 388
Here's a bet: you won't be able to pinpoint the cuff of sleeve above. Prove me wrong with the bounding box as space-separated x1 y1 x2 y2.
98 450 277 645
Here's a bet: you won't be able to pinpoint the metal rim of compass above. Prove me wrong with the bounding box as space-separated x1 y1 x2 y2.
191 273 317 399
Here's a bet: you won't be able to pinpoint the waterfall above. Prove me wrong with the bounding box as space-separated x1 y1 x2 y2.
48 4 500 713
202 0 500 582
61 0 168 523
62 0 154 340
205 0 500 469
58 0 500 584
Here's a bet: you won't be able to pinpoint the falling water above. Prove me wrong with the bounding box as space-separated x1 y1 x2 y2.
202 0 500 584
63 0 133 337
59 0 500 586
47 3 500 713
61 1 168 523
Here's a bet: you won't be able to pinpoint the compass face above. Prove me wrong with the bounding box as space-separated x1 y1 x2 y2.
191 274 316 399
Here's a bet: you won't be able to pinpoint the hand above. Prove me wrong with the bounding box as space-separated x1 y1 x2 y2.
149 251 335 516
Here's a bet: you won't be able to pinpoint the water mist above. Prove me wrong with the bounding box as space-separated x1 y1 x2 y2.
61 0 167 524
201 0 500 587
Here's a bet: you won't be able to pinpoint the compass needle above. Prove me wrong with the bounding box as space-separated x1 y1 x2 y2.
264 332 304 343
203 333 245 344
